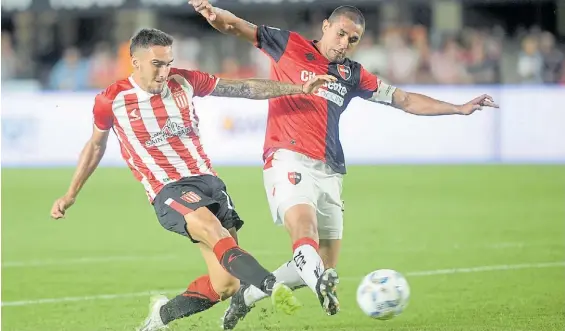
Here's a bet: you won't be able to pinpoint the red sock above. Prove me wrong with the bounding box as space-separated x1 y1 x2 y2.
183 275 220 302
292 237 319 252
213 237 239 261
160 275 220 324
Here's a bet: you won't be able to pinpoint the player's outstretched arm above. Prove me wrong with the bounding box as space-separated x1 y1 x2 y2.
50 126 109 219
189 0 257 44
368 82 499 116
210 75 336 99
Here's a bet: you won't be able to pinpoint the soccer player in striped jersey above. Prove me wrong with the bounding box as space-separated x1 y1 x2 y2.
49 28 336 331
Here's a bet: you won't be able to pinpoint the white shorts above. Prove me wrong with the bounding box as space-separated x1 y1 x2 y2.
263 149 344 240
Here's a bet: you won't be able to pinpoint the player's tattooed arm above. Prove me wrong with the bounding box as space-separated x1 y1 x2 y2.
189 0 257 44
369 81 499 116
211 75 336 99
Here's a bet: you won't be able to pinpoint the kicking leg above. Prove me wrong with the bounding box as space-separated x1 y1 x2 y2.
139 205 300 331
158 232 241 328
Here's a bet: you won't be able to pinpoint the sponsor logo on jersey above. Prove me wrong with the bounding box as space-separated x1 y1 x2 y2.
300 70 349 106
145 118 192 147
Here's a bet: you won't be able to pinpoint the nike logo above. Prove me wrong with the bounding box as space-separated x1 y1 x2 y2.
228 253 240 264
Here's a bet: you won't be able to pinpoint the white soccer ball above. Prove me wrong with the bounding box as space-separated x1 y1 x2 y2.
356 269 410 320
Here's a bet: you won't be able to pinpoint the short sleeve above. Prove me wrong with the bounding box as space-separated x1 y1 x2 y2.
93 92 114 131
357 66 380 100
170 68 219 97
255 25 291 62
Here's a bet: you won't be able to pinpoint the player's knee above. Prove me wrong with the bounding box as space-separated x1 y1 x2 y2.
185 208 231 246
284 204 318 240
213 277 240 301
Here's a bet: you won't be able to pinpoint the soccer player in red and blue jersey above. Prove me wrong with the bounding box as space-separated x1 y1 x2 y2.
189 2 499 329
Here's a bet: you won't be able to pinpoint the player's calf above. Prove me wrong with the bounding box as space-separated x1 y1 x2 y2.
184 207 281 297
319 239 341 269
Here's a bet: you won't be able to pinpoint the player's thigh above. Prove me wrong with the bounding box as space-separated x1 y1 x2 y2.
198 232 240 301
153 176 230 247
209 177 245 236
263 150 319 237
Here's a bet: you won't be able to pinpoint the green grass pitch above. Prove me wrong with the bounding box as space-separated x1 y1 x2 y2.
2 165 565 331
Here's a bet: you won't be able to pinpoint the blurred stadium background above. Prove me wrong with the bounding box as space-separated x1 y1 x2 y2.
2 1 564 331
2 0 565 88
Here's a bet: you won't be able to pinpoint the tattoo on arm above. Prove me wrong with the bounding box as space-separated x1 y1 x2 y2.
210 79 302 99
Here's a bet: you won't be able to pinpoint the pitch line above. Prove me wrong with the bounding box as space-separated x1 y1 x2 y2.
3 261 564 307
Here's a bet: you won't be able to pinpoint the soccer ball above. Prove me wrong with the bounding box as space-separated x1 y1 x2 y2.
356 269 410 320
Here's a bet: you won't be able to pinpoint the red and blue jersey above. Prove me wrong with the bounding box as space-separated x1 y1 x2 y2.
255 25 380 174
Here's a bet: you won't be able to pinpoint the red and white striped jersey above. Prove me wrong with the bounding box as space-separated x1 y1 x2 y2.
93 68 218 202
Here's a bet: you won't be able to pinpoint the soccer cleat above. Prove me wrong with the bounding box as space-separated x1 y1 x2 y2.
270 282 302 315
137 295 169 331
316 268 340 316
221 283 254 330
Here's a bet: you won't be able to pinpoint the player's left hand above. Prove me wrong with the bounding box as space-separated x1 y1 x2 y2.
302 75 337 95
457 94 499 115
188 0 217 21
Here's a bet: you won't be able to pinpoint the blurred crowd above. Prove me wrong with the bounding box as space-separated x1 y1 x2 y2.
2 22 564 90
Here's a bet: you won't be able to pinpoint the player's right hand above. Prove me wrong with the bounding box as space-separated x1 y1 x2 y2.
50 195 76 219
188 0 217 21
302 74 337 94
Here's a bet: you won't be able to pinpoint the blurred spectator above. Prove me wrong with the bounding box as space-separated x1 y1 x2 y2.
430 36 471 85
88 42 117 89
410 25 434 84
385 31 421 84
517 35 543 84
172 36 201 71
218 56 255 79
2 8 564 89
465 30 498 84
539 31 564 84
351 33 387 78
1 31 19 80
47 47 90 90
116 41 133 79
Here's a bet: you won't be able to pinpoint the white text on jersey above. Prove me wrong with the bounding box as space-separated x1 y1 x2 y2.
145 118 192 147
300 70 348 106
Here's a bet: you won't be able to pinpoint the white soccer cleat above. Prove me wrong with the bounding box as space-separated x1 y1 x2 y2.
137 295 169 331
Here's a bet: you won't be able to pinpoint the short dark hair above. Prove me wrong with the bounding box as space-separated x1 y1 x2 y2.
329 5 365 28
129 28 174 56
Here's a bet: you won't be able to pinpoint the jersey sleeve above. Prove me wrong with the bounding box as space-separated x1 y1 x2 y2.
255 25 291 62
170 68 220 97
356 66 381 100
92 92 114 131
